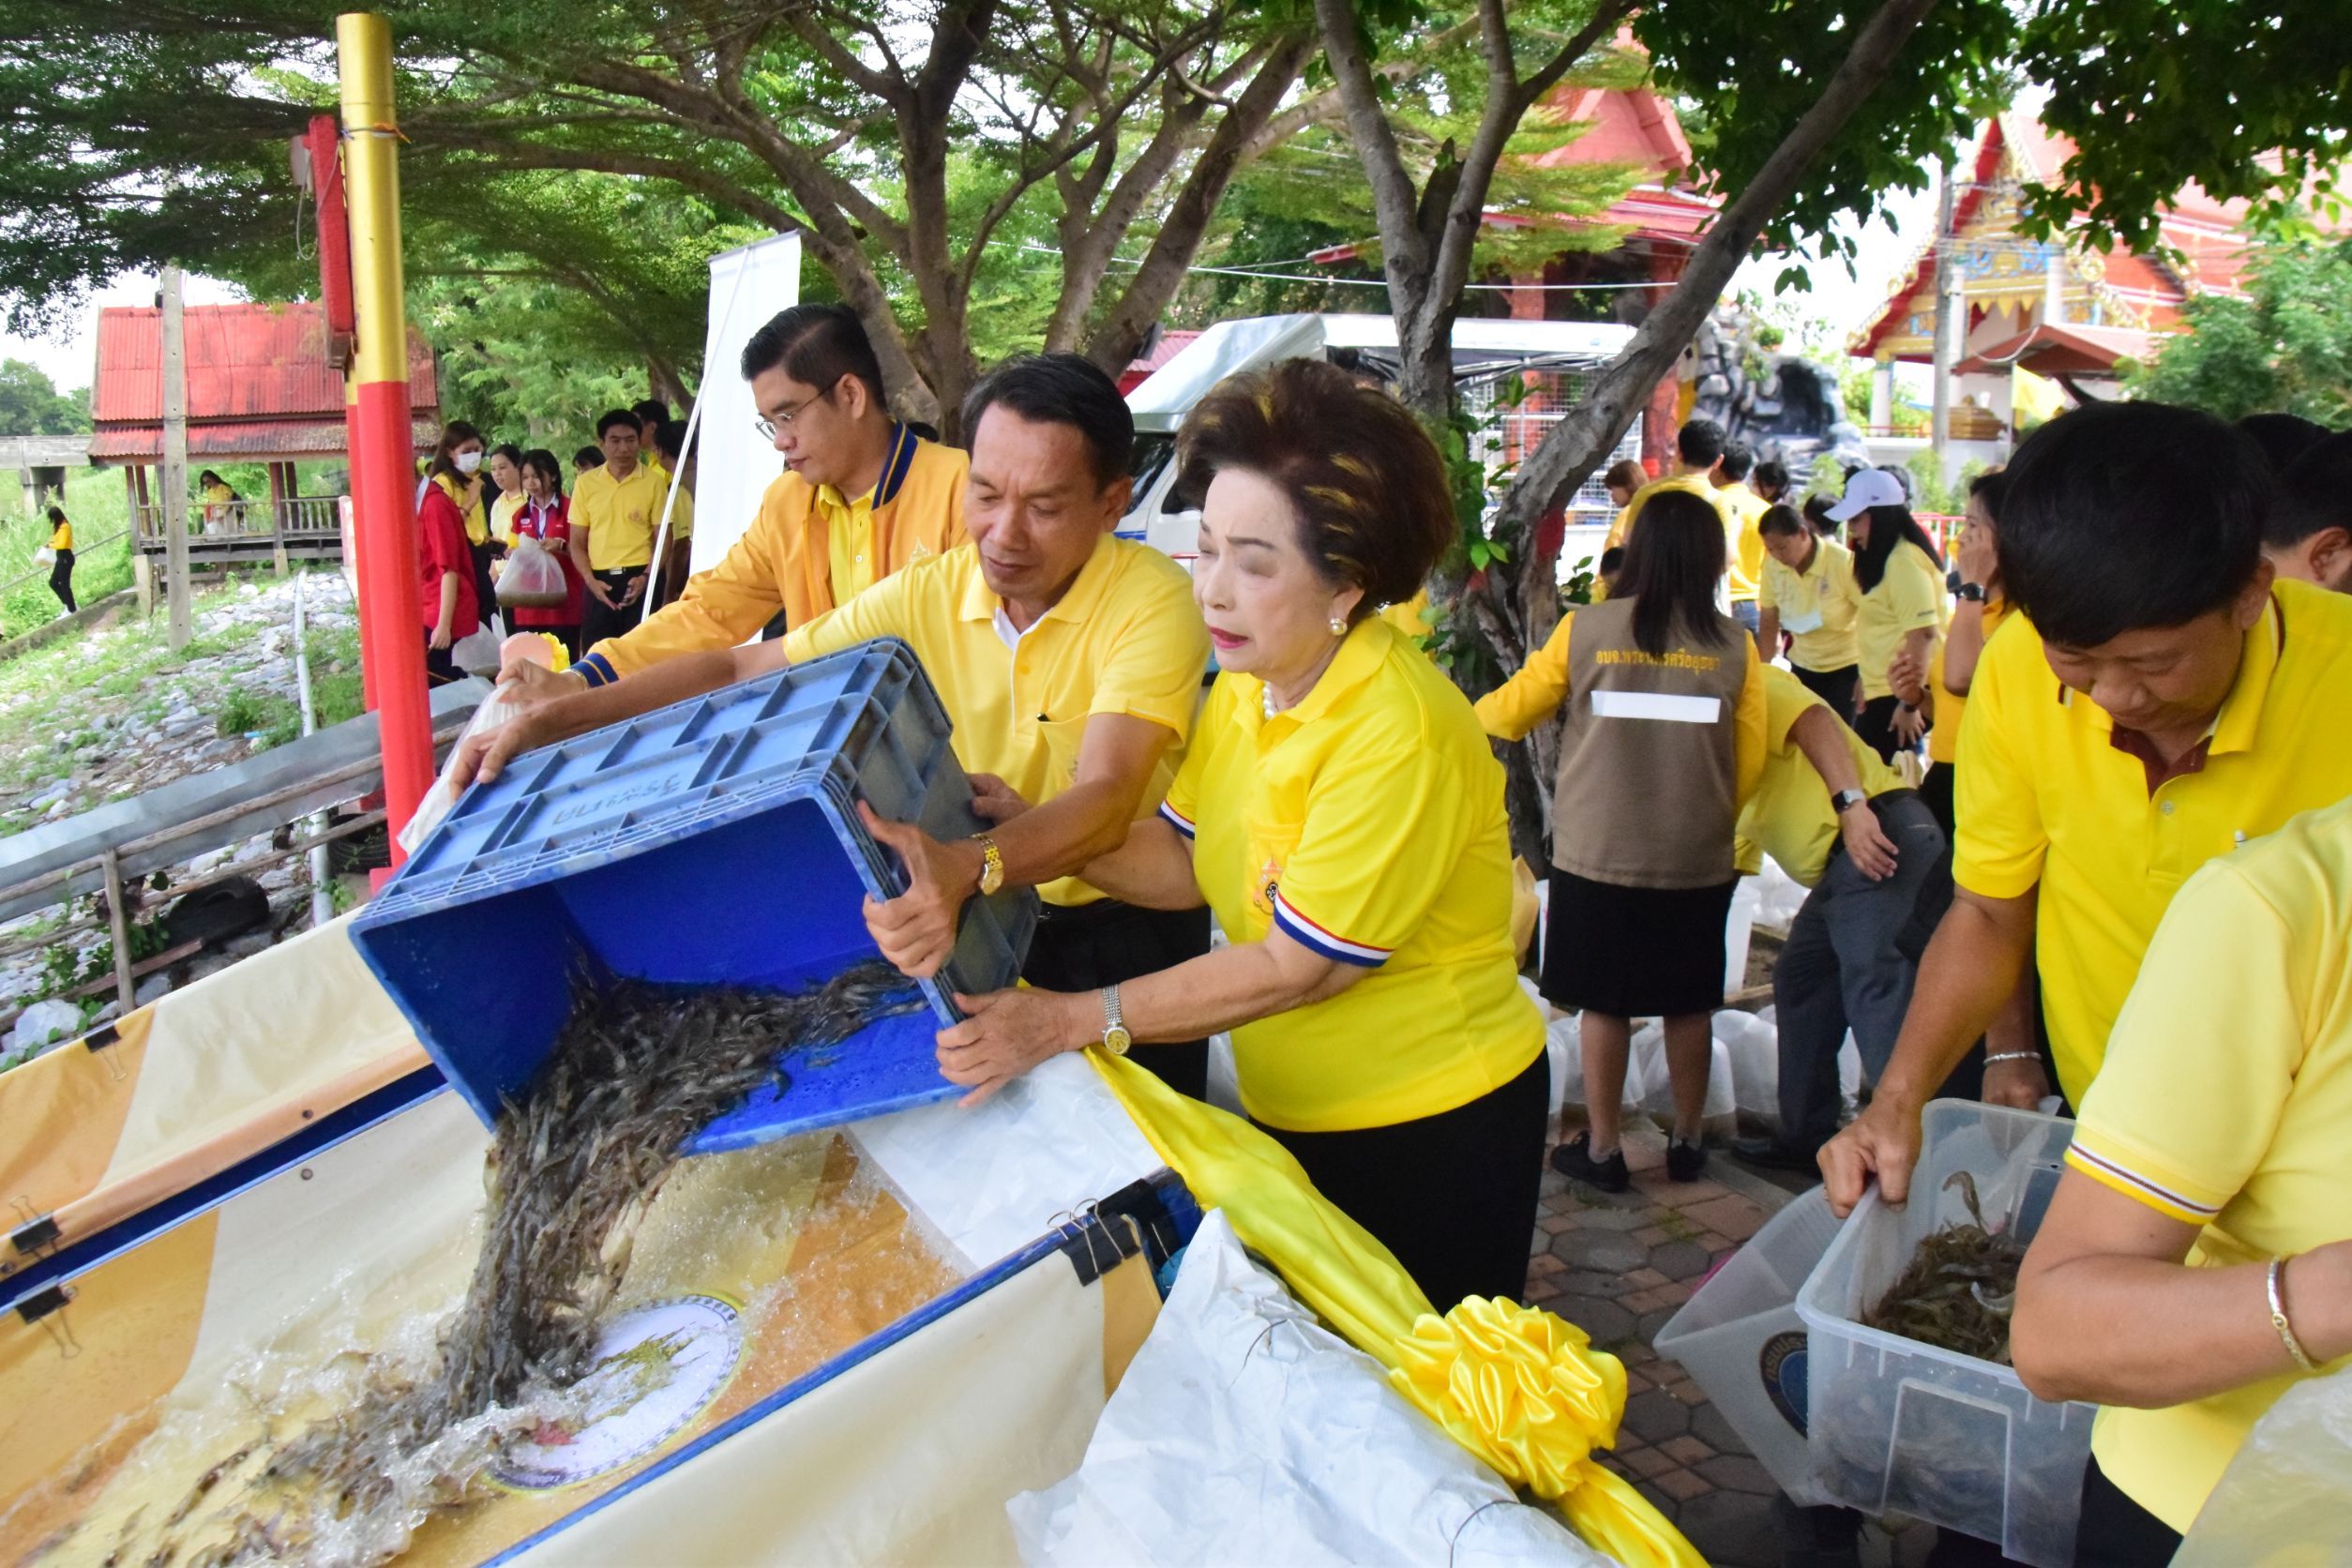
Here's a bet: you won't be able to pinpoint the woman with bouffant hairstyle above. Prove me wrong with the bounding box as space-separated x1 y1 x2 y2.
939 358 1549 1309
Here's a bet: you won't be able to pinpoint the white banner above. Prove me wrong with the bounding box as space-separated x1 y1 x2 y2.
687 232 803 579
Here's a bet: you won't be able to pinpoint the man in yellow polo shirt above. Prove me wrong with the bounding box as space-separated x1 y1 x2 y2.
1820 401 2352 1217
1605 417 1735 558
565 305 968 689
458 354 1216 1097
1712 440 1772 641
567 408 668 651
1728 667 1951 1169
2008 796 2352 1552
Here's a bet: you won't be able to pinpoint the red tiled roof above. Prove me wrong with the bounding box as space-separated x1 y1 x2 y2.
1532 82 1694 179
1119 330 1203 394
90 302 438 460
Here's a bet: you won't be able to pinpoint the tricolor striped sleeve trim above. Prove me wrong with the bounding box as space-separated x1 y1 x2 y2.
1272 892 1390 968
1157 801 1196 839
577 652 619 688
2064 1143 2222 1228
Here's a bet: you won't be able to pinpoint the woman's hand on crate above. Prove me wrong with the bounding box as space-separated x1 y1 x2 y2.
934 987 1092 1107
857 802 979 979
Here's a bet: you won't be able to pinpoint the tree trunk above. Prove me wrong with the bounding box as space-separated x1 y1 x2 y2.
1495 0 1947 537
646 355 693 416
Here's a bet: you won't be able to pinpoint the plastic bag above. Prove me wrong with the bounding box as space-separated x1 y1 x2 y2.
33 547 55 567
1632 1022 1737 1123
2178 1364 2352 1565
395 633 563 855
1548 1012 1649 1116
1006 1210 1612 1568
449 626 502 676
1712 1007 1782 1116
496 535 570 608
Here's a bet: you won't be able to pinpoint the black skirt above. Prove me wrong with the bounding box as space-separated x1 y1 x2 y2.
1542 867 1735 1018
1256 1050 1548 1311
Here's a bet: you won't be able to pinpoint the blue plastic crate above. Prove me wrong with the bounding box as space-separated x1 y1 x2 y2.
350 640 1036 1148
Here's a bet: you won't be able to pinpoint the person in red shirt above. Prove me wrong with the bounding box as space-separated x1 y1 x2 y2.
418 456 481 685
503 448 585 657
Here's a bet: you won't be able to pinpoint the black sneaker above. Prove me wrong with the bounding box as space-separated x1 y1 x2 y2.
1666 1138 1709 1182
1549 1133 1629 1193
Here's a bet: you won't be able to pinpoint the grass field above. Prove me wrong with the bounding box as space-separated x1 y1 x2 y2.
1 468 135 641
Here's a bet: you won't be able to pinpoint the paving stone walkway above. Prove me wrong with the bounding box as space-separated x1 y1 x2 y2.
1528 1127 1940 1568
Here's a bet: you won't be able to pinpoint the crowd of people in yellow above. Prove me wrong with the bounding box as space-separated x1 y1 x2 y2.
438 302 2351 1565
410 400 701 683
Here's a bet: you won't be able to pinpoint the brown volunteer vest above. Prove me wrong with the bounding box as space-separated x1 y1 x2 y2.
1551 596 1750 890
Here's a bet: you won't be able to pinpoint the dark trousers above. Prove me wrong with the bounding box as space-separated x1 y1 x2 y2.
1918 760 1955 839
1773 792 1952 1148
425 642 465 687
1021 898 1212 1100
2075 1454 2181 1567
49 549 75 613
1909 761 1991 1104
579 568 645 653
1259 1052 1548 1311
470 539 500 635
1853 693 1916 764
1791 661 1860 724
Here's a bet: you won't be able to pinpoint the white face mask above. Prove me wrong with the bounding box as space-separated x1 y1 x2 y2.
454 450 484 475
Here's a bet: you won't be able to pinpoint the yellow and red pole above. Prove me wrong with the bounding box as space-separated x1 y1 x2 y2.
337 13 434 856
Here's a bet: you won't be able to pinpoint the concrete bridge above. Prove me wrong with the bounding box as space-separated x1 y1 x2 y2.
0 434 88 516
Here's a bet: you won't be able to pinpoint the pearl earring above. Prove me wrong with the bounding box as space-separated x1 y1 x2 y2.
1328 617 1347 638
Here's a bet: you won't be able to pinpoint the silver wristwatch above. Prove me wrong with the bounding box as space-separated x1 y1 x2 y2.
1098 985 1132 1056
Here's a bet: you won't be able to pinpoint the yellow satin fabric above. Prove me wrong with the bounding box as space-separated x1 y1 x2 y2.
1088 1049 1702 1568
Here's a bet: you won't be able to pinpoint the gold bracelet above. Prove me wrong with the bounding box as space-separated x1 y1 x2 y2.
2268 1256 2321 1374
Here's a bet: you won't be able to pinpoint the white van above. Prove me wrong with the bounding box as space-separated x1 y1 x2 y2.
1120 312 1641 581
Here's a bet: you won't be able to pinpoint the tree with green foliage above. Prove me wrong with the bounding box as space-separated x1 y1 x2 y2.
1317 0 1985 857
2129 240 2352 425
1314 0 2352 860
0 359 90 435
1184 23 1641 325
0 2 1346 430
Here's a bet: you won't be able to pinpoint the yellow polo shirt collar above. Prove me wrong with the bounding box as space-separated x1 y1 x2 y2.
819 424 918 601
1259 618 1387 731
954 528 1126 628
2055 591 2282 756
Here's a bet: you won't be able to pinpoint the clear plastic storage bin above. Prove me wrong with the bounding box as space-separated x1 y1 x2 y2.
1794 1100 2095 1567
1653 1186 1841 1501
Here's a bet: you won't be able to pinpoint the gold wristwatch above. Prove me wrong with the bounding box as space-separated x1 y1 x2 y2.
972 835 1004 897
1098 985 1132 1056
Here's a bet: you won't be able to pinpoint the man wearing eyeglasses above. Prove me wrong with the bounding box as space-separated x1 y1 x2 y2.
557 303 969 689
